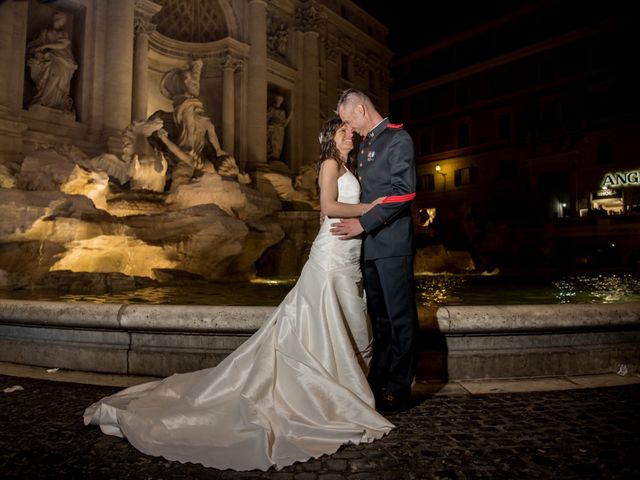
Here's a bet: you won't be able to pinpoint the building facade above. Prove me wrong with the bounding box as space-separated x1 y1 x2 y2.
0 0 391 180
390 0 639 224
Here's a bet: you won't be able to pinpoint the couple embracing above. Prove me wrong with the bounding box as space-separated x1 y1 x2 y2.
84 89 419 471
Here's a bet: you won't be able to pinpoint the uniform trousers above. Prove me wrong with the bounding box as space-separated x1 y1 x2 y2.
363 254 419 400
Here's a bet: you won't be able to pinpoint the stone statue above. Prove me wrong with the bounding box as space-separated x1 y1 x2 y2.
267 95 291 161
150 59 248 189
122 118 169 192
159 58 203 105
293 165 319 201
262 162 319 210
26 11 78 112
267 17 289 58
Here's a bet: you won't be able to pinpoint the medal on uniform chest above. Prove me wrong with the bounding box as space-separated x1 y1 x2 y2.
367 150 376 162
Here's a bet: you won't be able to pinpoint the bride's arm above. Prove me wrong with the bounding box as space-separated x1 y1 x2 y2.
319 160 381 218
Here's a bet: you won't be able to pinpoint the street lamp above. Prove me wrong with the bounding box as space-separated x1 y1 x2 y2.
435 163 447 193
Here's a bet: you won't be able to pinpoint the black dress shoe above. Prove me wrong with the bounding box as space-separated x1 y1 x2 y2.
377 393 410 414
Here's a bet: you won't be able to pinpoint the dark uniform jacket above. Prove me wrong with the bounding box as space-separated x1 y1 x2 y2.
356 118 417 260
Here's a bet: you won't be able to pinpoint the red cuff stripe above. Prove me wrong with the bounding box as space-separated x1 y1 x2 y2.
381 192 416 203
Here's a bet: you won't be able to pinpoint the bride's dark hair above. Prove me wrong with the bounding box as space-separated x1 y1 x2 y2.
317 117 352 172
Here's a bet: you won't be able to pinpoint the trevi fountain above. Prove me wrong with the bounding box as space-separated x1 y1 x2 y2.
0 0 637 383
0 0 393 294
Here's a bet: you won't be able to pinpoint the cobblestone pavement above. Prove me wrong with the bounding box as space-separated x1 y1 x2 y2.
1 374 639 480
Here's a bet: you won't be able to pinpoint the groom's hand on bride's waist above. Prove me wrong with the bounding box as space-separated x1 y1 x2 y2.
330 218 364 239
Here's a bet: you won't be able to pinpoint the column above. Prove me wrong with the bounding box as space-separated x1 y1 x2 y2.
221 54 239 154
324 36 339 118
0 2 14 113
246 0 268 169
302 30 320 167
0 1 28 164
0 0 28 114
132 1 161 122
296 3 323 168
132 19 153 121
103 0 135 136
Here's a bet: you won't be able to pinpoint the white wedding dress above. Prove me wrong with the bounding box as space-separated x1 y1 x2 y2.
84 169 394 471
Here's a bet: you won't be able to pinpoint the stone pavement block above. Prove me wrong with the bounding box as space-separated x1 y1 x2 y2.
1 375 640 479
567 372 640 388
458 376 579 394
0 360 158 387
412 380 469 396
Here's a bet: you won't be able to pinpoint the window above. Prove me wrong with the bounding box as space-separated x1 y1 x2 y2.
596 143 614 164
454 166 479 186
420 132 432 156
498 159 518 179
340 54 350 80
457 123 470 148
539 97 561 134
410 92 434 120
491 68 513 97
541 101 559 124
540 55 558 83
418 174 435 191
455 42 470 66
590 83 610 119
497 113 512 139
456 83 469 107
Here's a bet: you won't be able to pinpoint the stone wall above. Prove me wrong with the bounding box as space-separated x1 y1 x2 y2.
1 299 638 380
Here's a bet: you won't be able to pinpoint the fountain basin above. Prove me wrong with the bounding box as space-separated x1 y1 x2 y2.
1 300 638 380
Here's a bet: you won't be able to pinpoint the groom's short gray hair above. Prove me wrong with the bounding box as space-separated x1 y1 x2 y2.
336 88 374 114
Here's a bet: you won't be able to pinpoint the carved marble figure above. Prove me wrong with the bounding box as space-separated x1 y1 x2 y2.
267 95 291 161
150 59 247 188
123 118 169 192
26 11 78 112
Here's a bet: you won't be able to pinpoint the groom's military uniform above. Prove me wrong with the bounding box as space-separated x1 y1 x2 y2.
356 118 419 407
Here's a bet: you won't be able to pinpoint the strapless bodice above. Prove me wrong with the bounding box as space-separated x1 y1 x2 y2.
309 170 362 270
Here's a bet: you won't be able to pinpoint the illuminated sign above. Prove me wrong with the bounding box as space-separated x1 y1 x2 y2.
592 189 622 200
601 170 640 188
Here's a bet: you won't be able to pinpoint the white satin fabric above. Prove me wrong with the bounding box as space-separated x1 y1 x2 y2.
84 170 394 471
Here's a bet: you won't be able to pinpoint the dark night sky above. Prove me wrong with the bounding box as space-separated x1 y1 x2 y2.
352 0 542 57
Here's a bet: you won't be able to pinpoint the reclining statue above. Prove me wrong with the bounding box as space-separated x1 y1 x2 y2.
149 59 249 189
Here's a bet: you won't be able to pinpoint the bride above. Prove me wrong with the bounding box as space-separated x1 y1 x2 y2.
84 118 394 471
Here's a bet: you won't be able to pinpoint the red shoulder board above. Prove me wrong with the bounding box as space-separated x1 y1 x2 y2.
387 123 404 129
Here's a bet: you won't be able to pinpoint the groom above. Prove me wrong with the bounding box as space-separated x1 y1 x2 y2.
331 89 419 413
